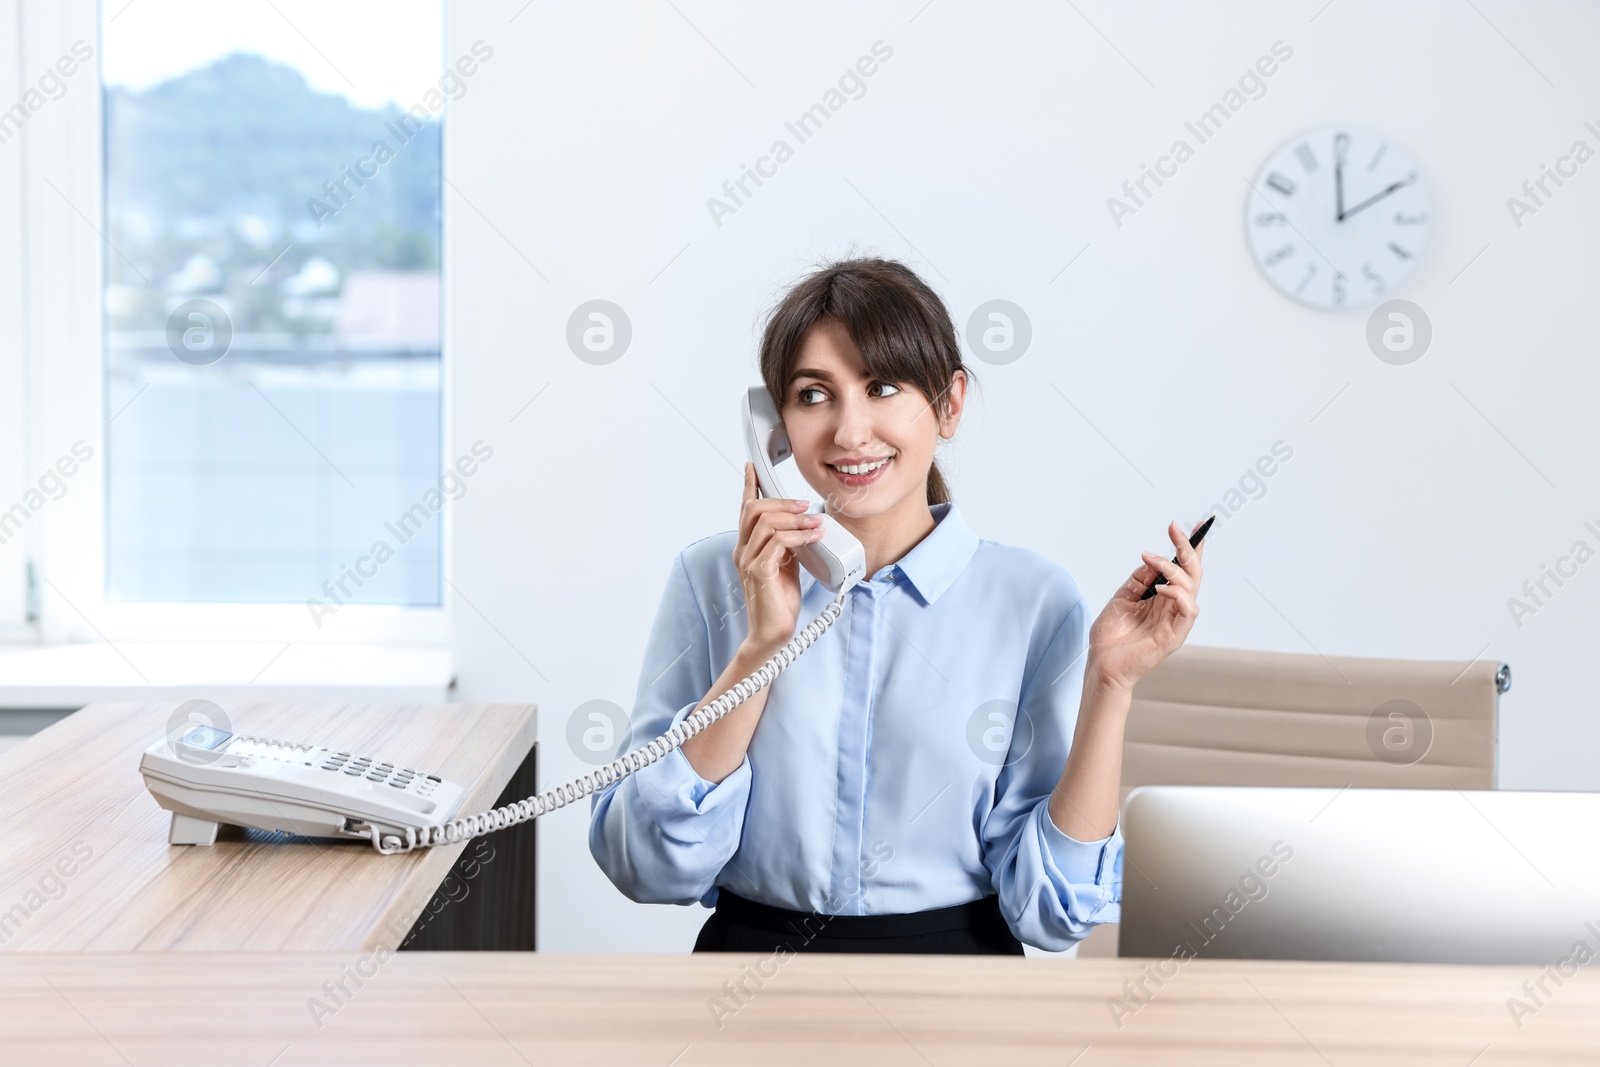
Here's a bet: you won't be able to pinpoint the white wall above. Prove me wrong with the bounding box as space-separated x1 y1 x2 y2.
444 0 1600 952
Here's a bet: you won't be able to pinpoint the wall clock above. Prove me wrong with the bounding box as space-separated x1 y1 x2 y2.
1246 126 1431 310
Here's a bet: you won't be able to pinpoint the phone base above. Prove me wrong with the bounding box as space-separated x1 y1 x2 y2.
169 813 220 846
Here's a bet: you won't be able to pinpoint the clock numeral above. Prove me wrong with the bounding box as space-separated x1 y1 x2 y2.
1368 143 1388 172
1394 211 1428 225
1334 132 1349 166
1362 262 1386 293
1255 211 1288 226
1294 263 1318 295
1265 172 1296 196
1264 243 1295 267
1388 242 1413 260
1332 273 1346 307
1296 143 1318 172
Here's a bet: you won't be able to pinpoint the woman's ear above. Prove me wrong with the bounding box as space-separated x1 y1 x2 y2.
937 369 967 439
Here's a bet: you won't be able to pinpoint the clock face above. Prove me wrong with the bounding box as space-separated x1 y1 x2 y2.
1246 126 1431 311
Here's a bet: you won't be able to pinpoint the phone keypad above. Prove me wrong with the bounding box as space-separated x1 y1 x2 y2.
317 750 437 794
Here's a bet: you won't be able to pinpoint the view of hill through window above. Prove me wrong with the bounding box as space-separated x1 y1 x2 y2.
102 5 443 610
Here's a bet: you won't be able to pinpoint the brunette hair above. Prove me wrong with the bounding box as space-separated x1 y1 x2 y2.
756 256 974 505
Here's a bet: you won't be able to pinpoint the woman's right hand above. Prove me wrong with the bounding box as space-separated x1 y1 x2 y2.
736 461 825 658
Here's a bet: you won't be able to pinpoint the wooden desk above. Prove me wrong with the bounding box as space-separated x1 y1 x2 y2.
0 701 538 953
2 952 1594 1064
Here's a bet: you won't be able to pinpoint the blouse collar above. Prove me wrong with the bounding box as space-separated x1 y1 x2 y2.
801 501 980 606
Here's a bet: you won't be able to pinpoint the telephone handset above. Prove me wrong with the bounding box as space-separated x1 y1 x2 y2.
742 386 866 594
139 386 856 855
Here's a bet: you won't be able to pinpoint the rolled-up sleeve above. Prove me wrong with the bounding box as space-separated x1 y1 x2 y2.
982 583 1124 951
588 550 752 905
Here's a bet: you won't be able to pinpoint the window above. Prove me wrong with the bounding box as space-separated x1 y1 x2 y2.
101 0 444 610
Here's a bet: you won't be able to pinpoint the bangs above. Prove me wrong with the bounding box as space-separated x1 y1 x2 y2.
764 258 962 407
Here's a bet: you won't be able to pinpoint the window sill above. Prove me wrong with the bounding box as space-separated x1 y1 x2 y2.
0 642 452 709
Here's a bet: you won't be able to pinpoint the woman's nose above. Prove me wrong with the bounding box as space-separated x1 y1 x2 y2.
831 396 876 449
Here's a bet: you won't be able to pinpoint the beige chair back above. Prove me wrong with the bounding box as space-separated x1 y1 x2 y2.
1071 644 1506 958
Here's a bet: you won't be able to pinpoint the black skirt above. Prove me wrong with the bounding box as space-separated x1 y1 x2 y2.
693 889 1025 955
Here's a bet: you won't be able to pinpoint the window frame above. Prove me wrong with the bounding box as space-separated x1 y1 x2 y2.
17 0 449 646
0 0 31 635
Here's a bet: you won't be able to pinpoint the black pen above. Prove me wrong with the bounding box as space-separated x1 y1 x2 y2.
1139 515 1215 600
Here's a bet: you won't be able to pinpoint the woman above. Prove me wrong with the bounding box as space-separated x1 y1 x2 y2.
589 256 1204 954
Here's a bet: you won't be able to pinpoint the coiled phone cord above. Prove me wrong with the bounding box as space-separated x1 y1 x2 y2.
366 590 849 854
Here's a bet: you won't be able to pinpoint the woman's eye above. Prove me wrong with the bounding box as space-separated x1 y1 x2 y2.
796 382 897 404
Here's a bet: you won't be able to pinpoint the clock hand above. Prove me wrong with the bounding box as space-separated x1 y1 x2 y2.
1342 172 1416 221
1334 132 1348 222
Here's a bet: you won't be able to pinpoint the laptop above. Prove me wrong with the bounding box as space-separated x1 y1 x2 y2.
1118 785 1600 964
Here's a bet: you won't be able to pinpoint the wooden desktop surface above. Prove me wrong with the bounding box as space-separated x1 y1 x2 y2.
0 701 537 952
3 951 1593 1065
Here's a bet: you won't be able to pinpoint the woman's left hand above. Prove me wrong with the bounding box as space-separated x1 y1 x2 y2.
1086 520 1206 695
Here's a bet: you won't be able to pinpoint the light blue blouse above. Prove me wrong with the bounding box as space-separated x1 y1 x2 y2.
588 501 1123 950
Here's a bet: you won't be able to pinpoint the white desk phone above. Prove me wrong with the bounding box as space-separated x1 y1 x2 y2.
140 387 866 855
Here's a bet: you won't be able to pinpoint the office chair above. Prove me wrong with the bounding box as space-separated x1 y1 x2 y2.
1071 644 1507 958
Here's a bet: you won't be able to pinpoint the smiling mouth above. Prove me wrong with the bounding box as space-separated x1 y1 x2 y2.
826 455 895 487
827 455 895 475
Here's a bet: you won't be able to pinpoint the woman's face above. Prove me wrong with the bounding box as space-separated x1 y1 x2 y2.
781 318 963 519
